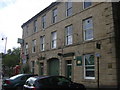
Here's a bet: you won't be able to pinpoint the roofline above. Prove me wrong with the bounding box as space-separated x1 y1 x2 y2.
21 2 60 28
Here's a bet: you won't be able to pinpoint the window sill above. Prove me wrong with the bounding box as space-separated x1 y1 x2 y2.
84 77 95 80
40 50 45 52
51 47 57 50
65 44 73 47
83 39 94 44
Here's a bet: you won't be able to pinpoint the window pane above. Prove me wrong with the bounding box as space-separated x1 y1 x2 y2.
86 71 94 77
84 2 92 9
67 2 72 9
66 25 73 45
34 20 37 32
85 54 94 65
68 36 72 45
34 40 36 45
42 15 46 29
84 54 95 78
26 44 28 49
53 9 57 16
53 9 57 23
33 47 35 52
51 32 57 48
86 66 94 70
66 2 72 16
32 40 36 52
83 18 93 30
85 29 93 40
52 40 56 48
67 8 72 16
43 44 45 50
40 36 45 51
41 36 45 43
54 40 57 48
67 29 72 36
42 15 46 22
53 17 57 23
40 37 43 43
52 32 57 40
25 43 28 54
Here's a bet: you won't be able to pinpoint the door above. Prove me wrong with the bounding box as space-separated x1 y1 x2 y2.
48 58 59 75
66 60 72 80
39 63 44 75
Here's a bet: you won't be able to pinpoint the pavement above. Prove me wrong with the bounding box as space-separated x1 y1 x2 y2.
86 88 119 90
0 78 2 90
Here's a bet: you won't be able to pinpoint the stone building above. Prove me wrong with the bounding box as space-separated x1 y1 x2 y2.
21 2 120 88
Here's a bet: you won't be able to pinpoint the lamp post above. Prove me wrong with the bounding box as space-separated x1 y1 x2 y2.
95 53 100 89
2 37 7 54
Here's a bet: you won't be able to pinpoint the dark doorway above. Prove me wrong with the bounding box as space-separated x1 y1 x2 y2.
66 60 72 80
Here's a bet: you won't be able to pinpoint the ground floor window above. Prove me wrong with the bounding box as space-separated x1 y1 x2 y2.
84 54 95 79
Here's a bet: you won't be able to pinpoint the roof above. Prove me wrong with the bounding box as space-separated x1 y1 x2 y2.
21 2 60 28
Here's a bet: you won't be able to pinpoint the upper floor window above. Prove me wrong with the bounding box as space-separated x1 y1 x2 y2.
32 39 36 53
83 1 92 9
40 36 45 51
51 31 57 49
25 43 28 55
34 20 37 32
65 25 73 45
66 2 72 17
42 15 46 29
83 17 93 41
52 8 57 23
26 25 29 36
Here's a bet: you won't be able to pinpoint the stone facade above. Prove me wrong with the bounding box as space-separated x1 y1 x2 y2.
21 2 120 88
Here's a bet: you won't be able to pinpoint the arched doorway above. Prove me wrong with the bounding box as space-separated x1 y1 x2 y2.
48 58 59 75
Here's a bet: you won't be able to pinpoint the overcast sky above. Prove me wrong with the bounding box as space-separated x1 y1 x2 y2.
0 0 56 53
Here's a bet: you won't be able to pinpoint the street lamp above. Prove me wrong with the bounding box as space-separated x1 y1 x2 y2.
2 37 7 54
95 53 100 89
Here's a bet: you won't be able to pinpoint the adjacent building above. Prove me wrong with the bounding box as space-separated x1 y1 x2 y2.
21 2 120 88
